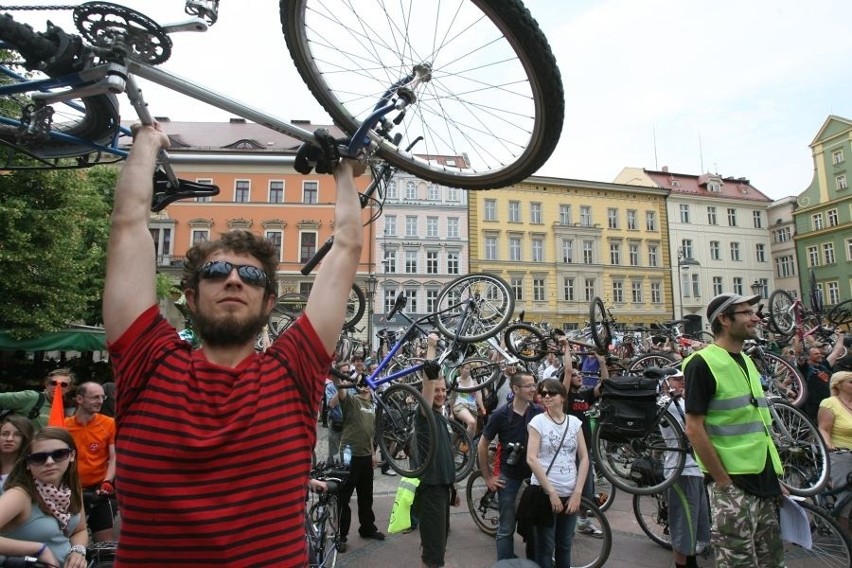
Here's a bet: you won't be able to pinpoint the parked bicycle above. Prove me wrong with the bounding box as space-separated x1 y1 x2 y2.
305 461 349 568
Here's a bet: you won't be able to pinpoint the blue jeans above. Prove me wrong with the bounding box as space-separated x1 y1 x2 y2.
496 476 524 559
533 511 578 568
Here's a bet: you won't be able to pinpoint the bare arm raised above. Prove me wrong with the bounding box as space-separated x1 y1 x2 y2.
103 124 170 342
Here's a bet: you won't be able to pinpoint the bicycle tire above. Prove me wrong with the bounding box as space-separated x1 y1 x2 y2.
280 0 564 190
770 401 829 497
308 496 339 568
626 353 678 373
827 298 852 326
447 357 502 394
375 383 437 478
465 469 498 536
768 289 796 336
593 407 687 495
750 350 807 407
632 491 673 550
447 419 475 482
589 297 612 351
434 273 514 342
503 323 548 362
343 283 366 331
783 500 852 568
572 496 612 568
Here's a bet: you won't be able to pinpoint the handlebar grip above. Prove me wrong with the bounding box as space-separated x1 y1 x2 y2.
300 236 334 275
0 556 39 567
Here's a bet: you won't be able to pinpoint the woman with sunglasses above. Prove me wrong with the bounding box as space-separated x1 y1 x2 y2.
525 377 589 568
0 415 35 494
0 427 88 568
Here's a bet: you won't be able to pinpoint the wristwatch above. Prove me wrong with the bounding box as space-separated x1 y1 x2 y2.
69 544 87 557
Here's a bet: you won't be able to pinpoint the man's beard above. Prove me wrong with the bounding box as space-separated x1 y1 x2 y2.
193 304 269 348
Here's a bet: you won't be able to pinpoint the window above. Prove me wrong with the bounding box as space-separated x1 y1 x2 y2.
533 279 545 301
827 209 839 227
775 255 795 278
753 210 763 228
511 277 523 301
681 272 691 298
150 227 172 263
383 250 397 273
730 242 741 261
563 277 575 301
707 206 717 225
582 241 593 264
710 241 720 260
733 277 743 295
612 281 624 303
269 180 284 203
833 149 845 165
484 199 497 221
580 206 591 227
712 276 723 296
302 181 318 204
584 278 595 302
629 243 639 266
651 282 662 304
384 288 397 313
775 227 792 243
299 232 317 263
405 216 418 237
679 204 690 223
509 236 522 261
847 238 852 261
646 211 657 231
607 208 618 229
485 236 498 260
406 181 416 200
299 282 313 297
386 181 398 199
631 282 642 303
561 239 573 263
447 252 459 275
509 201 521 222
807 246 819 267
756 243 766 262
195 178 213 202
235 180 250 203
530 202 542 224
727 208 737 226
827 282 841 305
757 278 769 300
691 273 701 298
428 184 439 201
404 289 418 312
837 174 848 191
627 210 637 230
426 251 438 274
532 238 543 262
609 242 621 265
447 218 459 239
405 250 418 273
265 230 282 261
447 187 459 201
559 204 571 225
426 289 439 313
812 213 824 231
648 245 658 267
426 217 438 238
681 239 693 259
384 215 397 237
823 242 835 265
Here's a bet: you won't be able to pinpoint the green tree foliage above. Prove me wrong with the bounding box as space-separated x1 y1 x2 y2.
0 166 117 338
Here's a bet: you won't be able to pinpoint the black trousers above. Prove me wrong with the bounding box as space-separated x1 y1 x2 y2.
338 455 378 538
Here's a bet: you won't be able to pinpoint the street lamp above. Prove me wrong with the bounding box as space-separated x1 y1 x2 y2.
750 280 762 299
365 274 378 358
675 248 701 319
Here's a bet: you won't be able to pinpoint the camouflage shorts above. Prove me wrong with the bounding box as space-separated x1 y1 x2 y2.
708 483 784 567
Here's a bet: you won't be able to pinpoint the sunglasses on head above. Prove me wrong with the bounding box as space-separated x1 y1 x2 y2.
26 448 73 466
198 260 268 288
49 380 70 387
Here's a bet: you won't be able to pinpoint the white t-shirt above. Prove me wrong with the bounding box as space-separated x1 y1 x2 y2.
528 413 583 497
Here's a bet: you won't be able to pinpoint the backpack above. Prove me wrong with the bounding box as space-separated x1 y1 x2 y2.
597 374 659 442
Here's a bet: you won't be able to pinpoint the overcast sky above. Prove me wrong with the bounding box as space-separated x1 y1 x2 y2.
9 0 852 200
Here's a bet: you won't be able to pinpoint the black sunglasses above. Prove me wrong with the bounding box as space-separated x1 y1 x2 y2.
198 260 268 288
26 448 73 466
539 390 559 397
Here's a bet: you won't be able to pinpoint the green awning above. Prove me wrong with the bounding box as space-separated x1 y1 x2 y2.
0 325 106 352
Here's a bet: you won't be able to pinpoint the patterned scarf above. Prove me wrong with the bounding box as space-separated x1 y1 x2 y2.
34 479 71 530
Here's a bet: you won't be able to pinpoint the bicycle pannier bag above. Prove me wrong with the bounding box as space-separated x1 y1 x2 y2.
598 374 659 442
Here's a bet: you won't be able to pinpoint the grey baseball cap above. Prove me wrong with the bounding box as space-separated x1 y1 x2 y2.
707 293 760 324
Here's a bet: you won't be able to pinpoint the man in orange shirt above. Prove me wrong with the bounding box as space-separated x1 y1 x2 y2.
65 381 117 542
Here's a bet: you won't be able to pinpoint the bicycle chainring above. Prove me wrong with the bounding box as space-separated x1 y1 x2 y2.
73 2 172 64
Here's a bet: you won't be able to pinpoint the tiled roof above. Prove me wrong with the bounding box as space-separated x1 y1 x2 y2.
643 169 772 202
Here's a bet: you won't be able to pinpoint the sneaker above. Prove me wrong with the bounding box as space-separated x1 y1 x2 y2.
360 531 386 541
382 469 397 476
336 538 347 553
576 519 603 538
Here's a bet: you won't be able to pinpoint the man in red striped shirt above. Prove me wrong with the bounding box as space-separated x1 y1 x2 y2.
103 123 363 567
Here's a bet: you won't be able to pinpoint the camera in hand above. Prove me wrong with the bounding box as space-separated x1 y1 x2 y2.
505 442 525 466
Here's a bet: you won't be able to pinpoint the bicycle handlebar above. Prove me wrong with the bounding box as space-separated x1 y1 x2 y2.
0 557 41 567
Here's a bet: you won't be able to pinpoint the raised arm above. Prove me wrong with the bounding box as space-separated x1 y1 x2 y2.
828 331 846 367
304 160 364 354
103 124 170 342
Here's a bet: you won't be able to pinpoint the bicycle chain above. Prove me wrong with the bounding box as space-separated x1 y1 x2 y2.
0 5 77 10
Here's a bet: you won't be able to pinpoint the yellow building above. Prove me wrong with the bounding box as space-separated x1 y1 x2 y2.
469 176 672 329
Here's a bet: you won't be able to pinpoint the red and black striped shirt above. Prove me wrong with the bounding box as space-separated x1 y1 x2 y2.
108 306 329 566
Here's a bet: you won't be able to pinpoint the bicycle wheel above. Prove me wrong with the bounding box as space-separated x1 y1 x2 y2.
375 383 437 478
768 289 796 336
269 293 308 338
447 419 475 482
281 0 563 190
783 500 852 568
503 323 548 362
770 401 829 497
447 357 502 394
827 298 852 326
308 497 339 568
434 273 514 342
632 491 673 549
343 283 366 331
465 469 499 536
589 297 612 351
626 353 678 373
572 496 612 568
593 408 687 495
750 351 807 407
